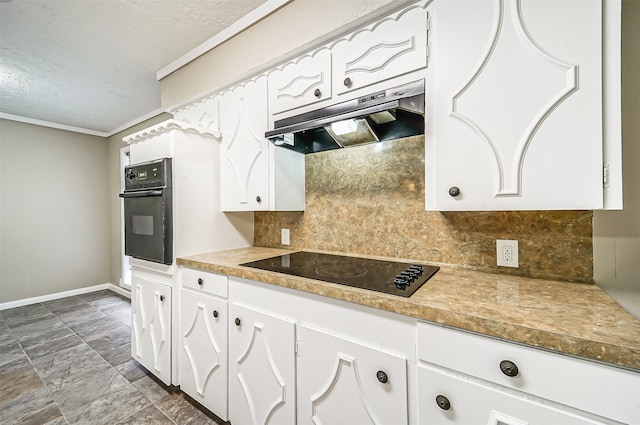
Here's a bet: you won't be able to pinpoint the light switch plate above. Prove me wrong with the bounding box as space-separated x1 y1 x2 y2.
281 228 290 245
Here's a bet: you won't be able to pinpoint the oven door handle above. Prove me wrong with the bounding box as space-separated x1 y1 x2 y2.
119 190 164 198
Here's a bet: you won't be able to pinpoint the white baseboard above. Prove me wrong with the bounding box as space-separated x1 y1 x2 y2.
0 283 131 311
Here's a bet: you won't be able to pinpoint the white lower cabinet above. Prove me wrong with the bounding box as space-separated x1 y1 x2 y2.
131 275 172 385
297 324 408 425
418 365 607 425
228 302 296 425
179 287 228 420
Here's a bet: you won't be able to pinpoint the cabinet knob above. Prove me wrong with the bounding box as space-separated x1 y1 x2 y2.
376 370 388 384
314 88 322 98
197 278 203 286
448 186 461 197
256 195 262 204
343 77 352 87
213 310 219 318
500 360 519 377
159 295 165 302
435 394 451 411
235 317 241 326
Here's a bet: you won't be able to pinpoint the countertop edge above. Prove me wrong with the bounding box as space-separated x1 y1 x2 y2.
177 251 640 371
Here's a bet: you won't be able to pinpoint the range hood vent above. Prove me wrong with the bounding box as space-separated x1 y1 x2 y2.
266 79 425 154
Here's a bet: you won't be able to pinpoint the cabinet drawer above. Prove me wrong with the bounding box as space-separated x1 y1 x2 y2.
181 267 228 298
418 365 615 425
417 321 639 424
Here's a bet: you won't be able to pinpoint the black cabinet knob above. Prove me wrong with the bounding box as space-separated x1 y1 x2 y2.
197 278 203 286
159 295 165 302
314 88 321 98
213 310 219 318
448 186 461 197
235 317 241 326
500 360 519 377
376 370 388 384
435 394 451 410
343 77 352 87
256 195 262 204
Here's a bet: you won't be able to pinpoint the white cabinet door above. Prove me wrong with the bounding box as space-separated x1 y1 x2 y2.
297 325 408 425
179 288 228 420
220 75 271 211
269 48 332 115
418 365 613 425
131 275 172 385
425 0 606 211
331 1 428 96
229 302 296 425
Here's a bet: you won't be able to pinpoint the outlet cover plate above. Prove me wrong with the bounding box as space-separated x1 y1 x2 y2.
497 239 519 267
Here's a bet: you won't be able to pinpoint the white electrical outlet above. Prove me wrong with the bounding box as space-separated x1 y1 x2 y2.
281 228 290 245
496 239 519 267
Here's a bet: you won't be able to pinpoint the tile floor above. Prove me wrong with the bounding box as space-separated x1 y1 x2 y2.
0 289 225 425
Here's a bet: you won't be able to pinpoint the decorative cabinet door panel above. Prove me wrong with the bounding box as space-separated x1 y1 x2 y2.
331 1 428 96
229 303 296 425
131 276 172 385
418 366 610 425
426 0 603 211
269 49 332 115
179 288 228 420
297 325 408 425
172 94 222 135
220 76 271 211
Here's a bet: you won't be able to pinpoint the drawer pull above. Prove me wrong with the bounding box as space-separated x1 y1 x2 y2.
213 310 219 318
235 317 241 327
500 360 519 377
343 77 352 87
159 295 165 302
314 88 322 98
376 370 388 384
197 278 203 286
435 394 451 410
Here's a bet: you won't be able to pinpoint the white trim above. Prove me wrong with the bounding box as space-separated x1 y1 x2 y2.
0 112 108 137
157 0 294 80
106 107 168 137
0 283 130 311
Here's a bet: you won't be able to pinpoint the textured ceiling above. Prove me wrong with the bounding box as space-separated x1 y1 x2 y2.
0 0 267 135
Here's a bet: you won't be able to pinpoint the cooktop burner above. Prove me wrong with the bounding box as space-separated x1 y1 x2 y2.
240 251 439 297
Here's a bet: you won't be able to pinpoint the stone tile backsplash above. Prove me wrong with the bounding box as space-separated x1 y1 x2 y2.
254 136 592 282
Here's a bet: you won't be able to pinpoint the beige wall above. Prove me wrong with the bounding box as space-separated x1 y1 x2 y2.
160 0 403 108
593 0 640 319
106 113 173 287
0 119 110 303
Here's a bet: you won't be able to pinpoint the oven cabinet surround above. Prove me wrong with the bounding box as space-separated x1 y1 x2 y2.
416 321 639 425
228 276 416 425
218 75 305 212
267 0 429 122
131 266 173 386
178 268 229 420
425 0 622 211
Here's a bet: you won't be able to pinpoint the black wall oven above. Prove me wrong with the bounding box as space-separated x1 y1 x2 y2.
119 158 173 265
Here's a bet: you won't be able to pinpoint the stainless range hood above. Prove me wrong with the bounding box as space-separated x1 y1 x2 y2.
265 79 425 154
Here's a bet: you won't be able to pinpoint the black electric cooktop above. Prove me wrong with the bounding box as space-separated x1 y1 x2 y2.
240 251 439 297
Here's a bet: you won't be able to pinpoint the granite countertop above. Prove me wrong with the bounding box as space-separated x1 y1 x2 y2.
177 247 640 371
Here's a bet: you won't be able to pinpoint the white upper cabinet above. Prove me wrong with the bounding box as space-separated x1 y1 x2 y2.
425 0 621 211
220 75 305 212
268 48 332 115
331 1 428 96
